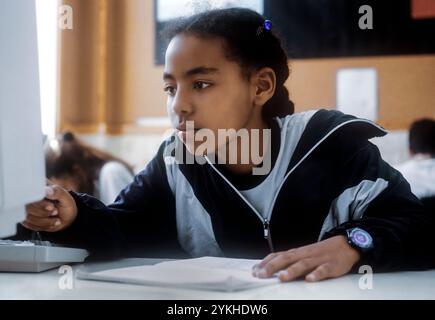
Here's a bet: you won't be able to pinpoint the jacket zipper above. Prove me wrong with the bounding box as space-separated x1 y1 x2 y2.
263 218 274 252
204 156 276 252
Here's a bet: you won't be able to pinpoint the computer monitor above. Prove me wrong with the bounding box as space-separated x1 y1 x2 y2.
0 0 46 237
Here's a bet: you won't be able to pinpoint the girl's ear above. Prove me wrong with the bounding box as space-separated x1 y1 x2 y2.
252 67 276 107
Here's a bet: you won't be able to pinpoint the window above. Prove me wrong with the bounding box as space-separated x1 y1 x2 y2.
154 0 264 64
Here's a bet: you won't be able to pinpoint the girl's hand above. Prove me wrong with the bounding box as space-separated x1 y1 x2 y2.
252 235 361 282
23 184 78 232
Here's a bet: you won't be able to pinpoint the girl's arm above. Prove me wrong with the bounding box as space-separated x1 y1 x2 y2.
34 140 186 259
254 141 435 282
321 142 434 271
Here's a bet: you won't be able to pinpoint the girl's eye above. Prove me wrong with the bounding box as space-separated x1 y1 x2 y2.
164 85 176 96
193 81 212 90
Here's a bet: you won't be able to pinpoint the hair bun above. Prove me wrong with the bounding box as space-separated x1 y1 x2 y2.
63 131 75 142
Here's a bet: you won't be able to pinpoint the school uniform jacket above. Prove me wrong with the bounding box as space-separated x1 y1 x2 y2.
46 109 434 271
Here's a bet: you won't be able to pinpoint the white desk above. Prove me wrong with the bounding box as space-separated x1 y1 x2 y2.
1 258 435 300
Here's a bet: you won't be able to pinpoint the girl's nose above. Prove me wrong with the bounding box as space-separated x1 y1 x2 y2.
171 90 194 116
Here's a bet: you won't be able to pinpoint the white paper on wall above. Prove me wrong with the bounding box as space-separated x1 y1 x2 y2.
336 67 378 121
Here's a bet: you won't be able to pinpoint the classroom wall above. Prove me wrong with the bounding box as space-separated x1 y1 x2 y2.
288 55 435 130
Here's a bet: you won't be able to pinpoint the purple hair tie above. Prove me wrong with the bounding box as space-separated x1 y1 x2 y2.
256 19 272 36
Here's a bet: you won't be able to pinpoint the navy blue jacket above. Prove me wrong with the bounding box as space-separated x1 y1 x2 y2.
41 110 435 271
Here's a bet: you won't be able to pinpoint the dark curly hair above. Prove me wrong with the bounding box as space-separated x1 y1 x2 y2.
409 119 435 156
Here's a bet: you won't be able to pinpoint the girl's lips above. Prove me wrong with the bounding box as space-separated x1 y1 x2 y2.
176 125 201 131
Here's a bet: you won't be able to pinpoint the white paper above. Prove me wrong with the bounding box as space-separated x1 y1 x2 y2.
77 257 278 292
336 67 378 121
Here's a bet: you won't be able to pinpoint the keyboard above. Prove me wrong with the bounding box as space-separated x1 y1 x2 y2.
0 239 89 272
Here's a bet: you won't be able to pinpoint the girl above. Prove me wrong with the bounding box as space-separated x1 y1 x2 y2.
24 8 432 282
45 132 134 205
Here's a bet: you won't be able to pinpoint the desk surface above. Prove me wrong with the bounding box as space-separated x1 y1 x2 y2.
1 258 435 300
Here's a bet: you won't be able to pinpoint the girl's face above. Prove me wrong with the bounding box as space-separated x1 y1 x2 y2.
163 34 267 155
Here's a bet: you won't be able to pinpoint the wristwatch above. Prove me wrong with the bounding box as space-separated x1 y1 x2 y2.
346 227 374 253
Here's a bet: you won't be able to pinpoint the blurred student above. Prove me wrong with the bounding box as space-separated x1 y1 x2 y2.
45 132 134 205
396 119 435 199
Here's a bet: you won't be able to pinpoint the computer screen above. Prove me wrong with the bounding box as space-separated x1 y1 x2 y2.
0 0 46 237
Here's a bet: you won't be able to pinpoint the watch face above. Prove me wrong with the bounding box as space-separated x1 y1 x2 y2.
350 228 373 249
